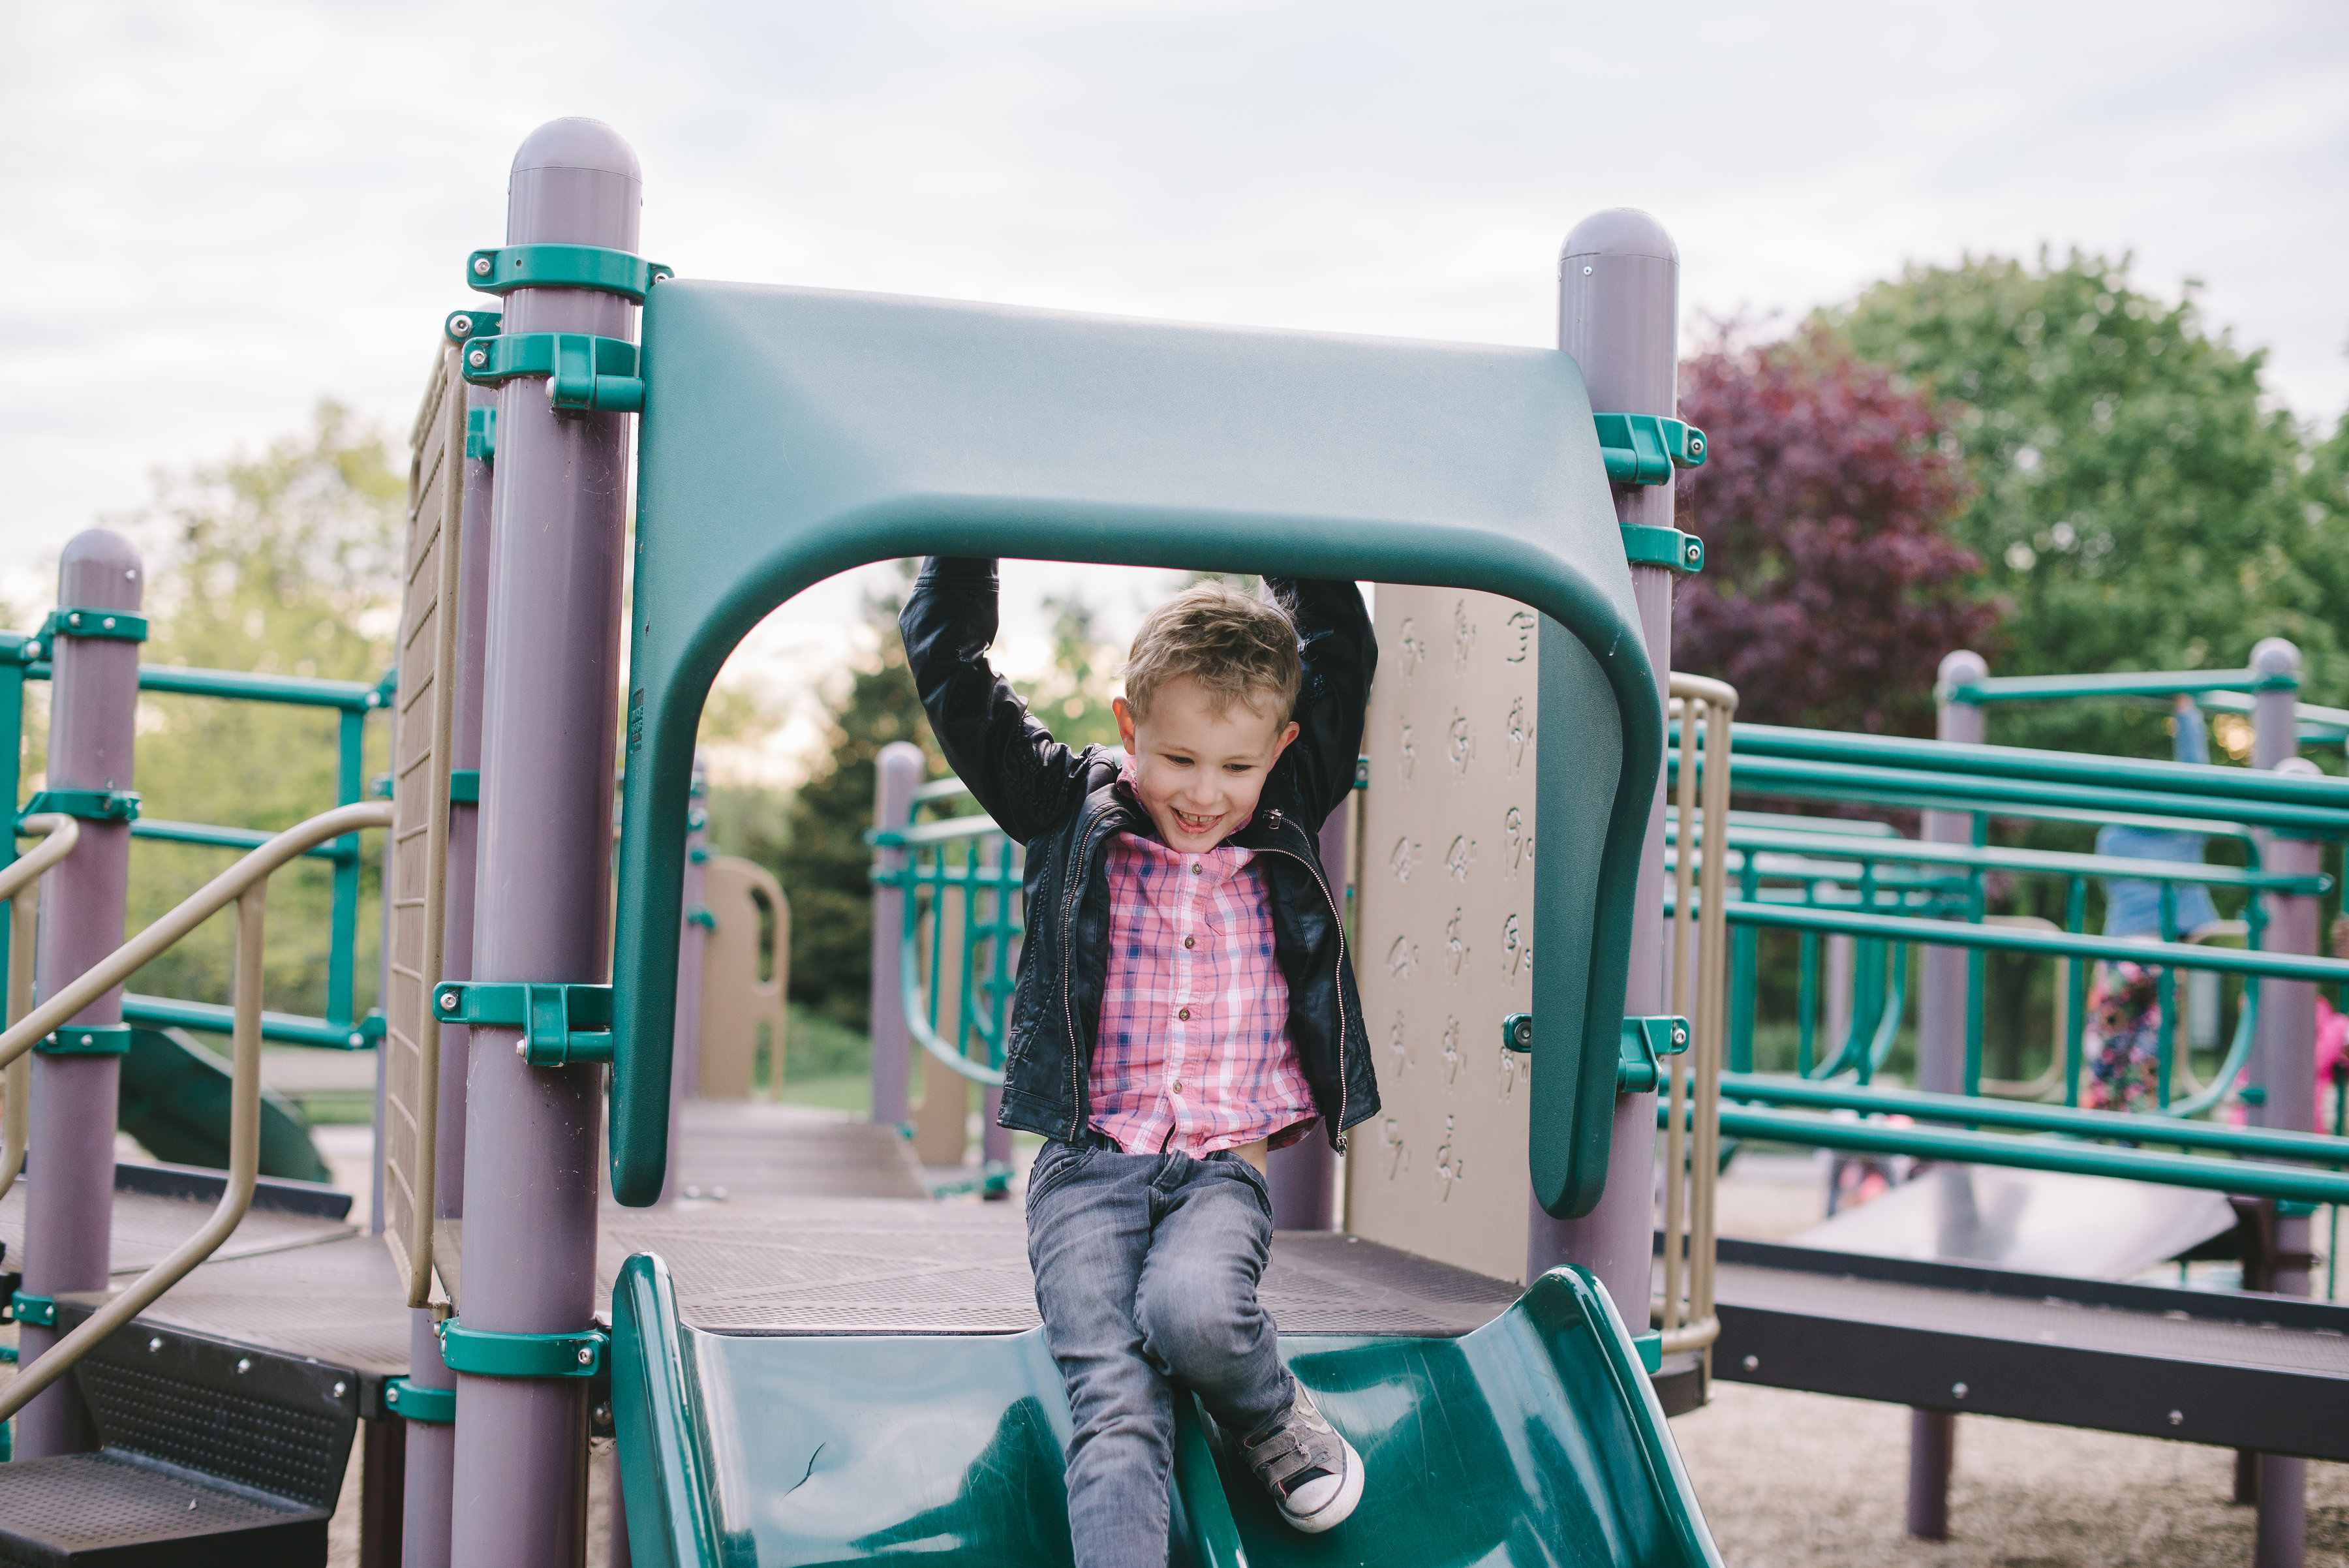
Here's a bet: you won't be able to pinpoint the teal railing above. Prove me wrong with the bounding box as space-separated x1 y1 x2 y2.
870 778 1022 1088
0 628 390 1051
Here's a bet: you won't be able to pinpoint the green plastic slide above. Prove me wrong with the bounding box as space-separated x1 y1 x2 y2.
611 1253 1720 1567
117 1026 331 1184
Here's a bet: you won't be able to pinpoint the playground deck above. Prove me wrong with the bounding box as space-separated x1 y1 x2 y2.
1711 1237 2349 1463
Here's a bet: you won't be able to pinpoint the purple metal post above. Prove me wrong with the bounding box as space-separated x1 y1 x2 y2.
18 530 142 1459
2250 638 2312 1568
1528 209 1676 1312
405 378 500 1567
1267 799 1352 1228
869 743 925 1128
446 118 641 1568
1906 649 1985 1539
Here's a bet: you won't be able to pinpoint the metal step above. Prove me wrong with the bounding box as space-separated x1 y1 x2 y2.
1712 1237 2349 1460
0 1450 326 1566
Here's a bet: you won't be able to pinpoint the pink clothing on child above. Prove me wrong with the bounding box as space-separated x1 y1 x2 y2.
1086 805 1317 1158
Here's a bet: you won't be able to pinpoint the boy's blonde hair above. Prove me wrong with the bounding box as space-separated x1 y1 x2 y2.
1122 583 1302 722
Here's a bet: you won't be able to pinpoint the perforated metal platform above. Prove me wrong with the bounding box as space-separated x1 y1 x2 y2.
0 1165 352 1277
0 1451 326 1567
1713 1237 2349 1462
665 1099 929 1201
590 1199 1524 1336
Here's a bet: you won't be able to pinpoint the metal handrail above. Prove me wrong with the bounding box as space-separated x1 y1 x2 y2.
1657 675 1734 1359
0 801 392 1424
0 814 78 1205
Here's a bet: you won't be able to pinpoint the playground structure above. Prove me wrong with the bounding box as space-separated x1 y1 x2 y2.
0 112 2337 1568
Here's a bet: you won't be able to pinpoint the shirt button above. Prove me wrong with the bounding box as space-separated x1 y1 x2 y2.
1171 1080 1184 1094
1190 863 1203 876
1184 936 1195 949
1178 1007 1191 1021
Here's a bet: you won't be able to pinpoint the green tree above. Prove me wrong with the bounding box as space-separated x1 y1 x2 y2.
773 568 942 1031
1834 251 2340 760
1015 591 1123 751
74 402 400 1021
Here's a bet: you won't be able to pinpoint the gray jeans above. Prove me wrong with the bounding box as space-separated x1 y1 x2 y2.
1026 1136 1296 1568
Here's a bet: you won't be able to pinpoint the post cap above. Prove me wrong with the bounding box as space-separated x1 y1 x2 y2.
58 529 144 611
2252 637 2301 679
1560 208 1677 266
512 117 641 181
1937 649 1989 686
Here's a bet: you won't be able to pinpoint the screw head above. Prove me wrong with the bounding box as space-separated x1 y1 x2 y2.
1951 1381 1967 1399
515 1040 529 1058
237 1358 252 1374
333 1381 346 1398
439 991 459 1011
2168 1409 2183 1426
25 641 40 659
1685 541 1702 564
148 1336 163 1353
473 255 493 276
576 1345 593 1366
67 612 81 626
101 617 115 630
468 348 488 368
1742 1355 1758 1372
1672 1025 1688 1047
450 314 472 337
1582 264 1594 276
1688 435 1704 456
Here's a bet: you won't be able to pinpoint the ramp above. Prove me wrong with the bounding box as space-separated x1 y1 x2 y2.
611 1251 1719 1567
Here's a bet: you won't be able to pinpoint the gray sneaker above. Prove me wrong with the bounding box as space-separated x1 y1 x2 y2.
1240 1383 1364 1533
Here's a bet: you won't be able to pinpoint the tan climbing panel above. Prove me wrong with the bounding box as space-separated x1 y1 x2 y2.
697 854 790 1099
1345 587 1543 1284
382 348 467 1304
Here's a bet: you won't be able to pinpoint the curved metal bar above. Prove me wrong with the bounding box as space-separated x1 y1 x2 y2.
899 899 1008 1089
0 883 268 1424
0 802 390 1072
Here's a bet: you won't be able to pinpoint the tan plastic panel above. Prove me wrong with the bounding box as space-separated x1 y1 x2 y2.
697 855 789 1100
382 350 465 1302
1345 587 1543 1284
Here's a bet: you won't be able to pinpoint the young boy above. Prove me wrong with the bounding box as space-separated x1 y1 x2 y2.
902 559 1379 1566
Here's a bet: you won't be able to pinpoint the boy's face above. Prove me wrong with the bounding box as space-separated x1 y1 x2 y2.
1113 675 1300 853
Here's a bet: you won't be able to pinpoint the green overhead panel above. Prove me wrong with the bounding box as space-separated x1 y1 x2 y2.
613 279 1661 1215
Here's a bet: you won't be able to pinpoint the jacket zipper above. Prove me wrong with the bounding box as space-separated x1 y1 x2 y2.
1259 808 1352 1153
1057 806 1118 1139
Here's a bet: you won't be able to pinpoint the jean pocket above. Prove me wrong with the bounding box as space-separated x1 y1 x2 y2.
1024 1141 1094 1208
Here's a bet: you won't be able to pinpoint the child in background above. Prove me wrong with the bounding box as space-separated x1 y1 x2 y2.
902 561 1378 1567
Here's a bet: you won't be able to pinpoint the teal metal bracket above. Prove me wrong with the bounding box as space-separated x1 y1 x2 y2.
23 788 140 823
433 980 614 1067
1594 412 1706 486
1621 524 1705 574
461 333 643 414
43 607 147 643
449 769 480 805
38 1022 133 1056
460 331 642 412
382 1376 456 1422
465 407 497 463
349 1011 387 1051
685 906 716 932
437 1318 608 1379
1502 1013 1689 1094
1631 1330 1664 1374
688 845 711 864
467 243 672 303
10 1291 55 1327
444 308 501 345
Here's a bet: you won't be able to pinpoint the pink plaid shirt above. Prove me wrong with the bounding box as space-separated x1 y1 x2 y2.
1089 792 1318 1157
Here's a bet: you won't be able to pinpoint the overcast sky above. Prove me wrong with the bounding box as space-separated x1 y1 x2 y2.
4 0 2344 776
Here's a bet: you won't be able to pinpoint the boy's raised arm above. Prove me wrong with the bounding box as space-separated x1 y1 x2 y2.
900 557 1090 844
1264 578 1376 825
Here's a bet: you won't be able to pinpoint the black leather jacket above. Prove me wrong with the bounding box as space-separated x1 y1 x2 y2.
900 559 1379 1152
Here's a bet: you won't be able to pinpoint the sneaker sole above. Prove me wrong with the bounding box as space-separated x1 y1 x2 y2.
1281 1434 1364 1535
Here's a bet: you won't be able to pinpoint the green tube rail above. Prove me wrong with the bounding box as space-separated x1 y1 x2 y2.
1681 821 2324 895
123 994 369 1050
1721 721 2349 817
1719 1071 2348 1166
1721 899 2349 985
1940 669 2290 705
1678 1101 2349 1207
26 661 384 713
1701 754 2348 837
